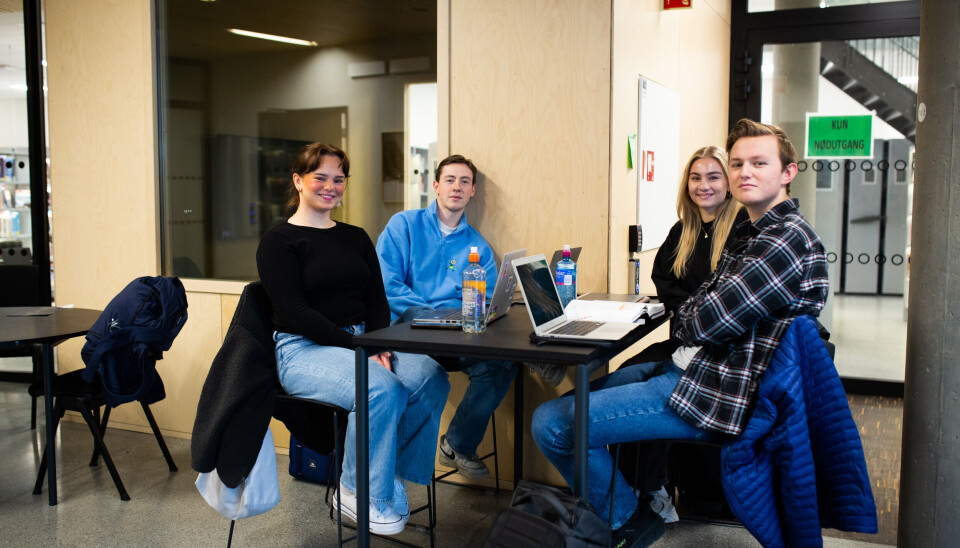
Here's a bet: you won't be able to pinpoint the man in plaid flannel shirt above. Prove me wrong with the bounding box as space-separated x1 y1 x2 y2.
532 119 828 548
668 119 830 435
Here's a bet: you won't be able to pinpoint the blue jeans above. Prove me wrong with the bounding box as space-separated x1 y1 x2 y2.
399 305 517 455
445 359 517 455
531 360 718 529
274 327 450 511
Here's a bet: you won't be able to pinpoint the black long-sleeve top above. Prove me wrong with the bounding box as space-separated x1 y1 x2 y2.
651 209 749 315
256 222 390 349
651 220 715 315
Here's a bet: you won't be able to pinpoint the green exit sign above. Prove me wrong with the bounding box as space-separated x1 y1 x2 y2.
805 114 873 158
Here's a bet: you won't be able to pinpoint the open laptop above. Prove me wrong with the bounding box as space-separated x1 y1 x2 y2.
411 248 527 328
512 254 640 342
548 246 582 278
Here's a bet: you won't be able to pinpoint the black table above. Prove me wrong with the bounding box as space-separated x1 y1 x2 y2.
352 306 668 546
0 306 102 505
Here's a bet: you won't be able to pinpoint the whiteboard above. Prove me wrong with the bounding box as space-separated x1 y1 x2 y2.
637 76 680 251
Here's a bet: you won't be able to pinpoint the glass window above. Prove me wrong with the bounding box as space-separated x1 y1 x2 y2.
0 7 38 266
157 0 437 280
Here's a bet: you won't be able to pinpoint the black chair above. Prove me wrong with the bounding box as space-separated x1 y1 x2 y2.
222 282 436 547
28 370 178 501
0 264 43 428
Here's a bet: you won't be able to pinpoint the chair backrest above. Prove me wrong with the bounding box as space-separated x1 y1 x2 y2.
0 264 40 307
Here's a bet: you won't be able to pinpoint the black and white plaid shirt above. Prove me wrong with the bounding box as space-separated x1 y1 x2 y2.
668 199 829 435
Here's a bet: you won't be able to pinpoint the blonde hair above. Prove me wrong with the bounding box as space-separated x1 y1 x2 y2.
671 146 741 278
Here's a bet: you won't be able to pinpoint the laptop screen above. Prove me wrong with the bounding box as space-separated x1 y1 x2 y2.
515 257 565 326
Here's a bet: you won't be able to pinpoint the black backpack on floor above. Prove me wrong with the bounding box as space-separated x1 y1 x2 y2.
484 480 610 548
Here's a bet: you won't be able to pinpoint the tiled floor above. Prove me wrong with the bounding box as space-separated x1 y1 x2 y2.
831 294 907 382
0 295 905 547
0 380 896 547
826 395 902 546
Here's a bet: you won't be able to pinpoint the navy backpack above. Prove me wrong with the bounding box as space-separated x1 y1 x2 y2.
80 276 188 408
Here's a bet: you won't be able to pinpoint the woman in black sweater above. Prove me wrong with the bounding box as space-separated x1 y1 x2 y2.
256 143 449 536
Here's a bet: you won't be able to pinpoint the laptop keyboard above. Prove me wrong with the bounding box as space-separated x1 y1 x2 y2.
436 309 463 321
548 320 603 337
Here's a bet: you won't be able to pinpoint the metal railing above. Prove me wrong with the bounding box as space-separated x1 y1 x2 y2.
847 37 920 92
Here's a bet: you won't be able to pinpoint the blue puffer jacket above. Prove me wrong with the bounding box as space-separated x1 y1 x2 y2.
721 315 878 547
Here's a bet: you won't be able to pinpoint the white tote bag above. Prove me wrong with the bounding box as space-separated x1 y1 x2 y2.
196 426 281 519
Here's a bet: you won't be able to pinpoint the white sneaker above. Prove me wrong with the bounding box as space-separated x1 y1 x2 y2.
393 477 409 517
332 482 407 535
648 486 679 524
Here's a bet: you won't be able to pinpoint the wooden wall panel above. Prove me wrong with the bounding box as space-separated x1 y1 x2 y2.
448 0 612 293
445 0 611 487
45 0 159 377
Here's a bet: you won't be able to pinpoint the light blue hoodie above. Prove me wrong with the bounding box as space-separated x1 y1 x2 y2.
376 200 497 323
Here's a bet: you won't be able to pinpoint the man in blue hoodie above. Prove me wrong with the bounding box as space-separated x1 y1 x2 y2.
376 154 516 480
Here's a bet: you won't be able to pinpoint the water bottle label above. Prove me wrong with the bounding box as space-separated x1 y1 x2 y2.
462 281 486 314
463 287 477 314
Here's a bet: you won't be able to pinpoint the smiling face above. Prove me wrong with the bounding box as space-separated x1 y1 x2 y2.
687 157 729 222
294 154 346 214
729 135 797 221
432 162 476 218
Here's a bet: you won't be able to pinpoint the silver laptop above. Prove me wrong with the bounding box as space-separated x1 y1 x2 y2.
512 254 639 341
411 248 527 328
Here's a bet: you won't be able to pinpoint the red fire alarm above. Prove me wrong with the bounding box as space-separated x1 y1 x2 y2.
663 0 692 10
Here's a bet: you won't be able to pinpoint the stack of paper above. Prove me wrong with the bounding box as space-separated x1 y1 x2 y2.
564 299 665 323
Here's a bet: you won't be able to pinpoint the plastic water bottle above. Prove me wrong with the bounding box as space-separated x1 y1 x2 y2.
462 246 487 333
555 244 577 308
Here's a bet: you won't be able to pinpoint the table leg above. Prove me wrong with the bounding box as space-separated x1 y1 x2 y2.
513 364 524 486
355 346 369 548
573 361 590 498
42 343 57 505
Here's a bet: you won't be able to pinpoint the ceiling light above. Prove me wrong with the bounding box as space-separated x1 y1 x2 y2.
898 76 919 85
226 28 317 47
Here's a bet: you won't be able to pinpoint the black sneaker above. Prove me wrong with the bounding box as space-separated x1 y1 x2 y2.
610 502 665 548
